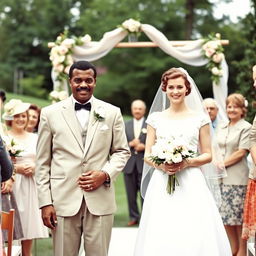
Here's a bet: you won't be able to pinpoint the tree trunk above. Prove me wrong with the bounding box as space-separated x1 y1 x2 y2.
185 0 195 39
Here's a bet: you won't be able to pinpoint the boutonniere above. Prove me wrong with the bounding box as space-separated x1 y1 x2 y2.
94 107 105 122
141 128 147 134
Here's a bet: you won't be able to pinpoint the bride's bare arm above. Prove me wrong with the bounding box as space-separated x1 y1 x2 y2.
186 124 212 167
144 124 156 168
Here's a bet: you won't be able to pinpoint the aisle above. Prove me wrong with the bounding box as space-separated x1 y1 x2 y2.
109 228 138 256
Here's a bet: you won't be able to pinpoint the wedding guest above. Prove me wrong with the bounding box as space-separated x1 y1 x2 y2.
203 98 219 129
134 67 231 256
36 61 130 256
242 66 256 240
0 135 13 183
123 99 146 226
217 93 251 256
3 99 48 256
0 92 24 245
26 104 41 133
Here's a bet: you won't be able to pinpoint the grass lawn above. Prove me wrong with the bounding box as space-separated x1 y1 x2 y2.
32 173 133 255
6 92 51 108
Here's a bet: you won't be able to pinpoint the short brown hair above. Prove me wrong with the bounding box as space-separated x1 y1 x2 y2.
28 104 41 132
226 93 247 118
161 68 191 95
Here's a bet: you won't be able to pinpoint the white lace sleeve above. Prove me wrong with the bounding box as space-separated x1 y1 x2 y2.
146 112 159 129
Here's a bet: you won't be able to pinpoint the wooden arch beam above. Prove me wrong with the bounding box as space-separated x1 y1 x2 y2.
115 40 229 48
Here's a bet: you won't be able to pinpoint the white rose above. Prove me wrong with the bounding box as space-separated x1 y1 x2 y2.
57 36 62 41
50 46 59 56
207 40 220 50
215 33 221 39
81 34 92 44
211 67 222 76
54 64 64 73
61 38 75 48
58 91 69 100
52 55 65 66
212 53 224 63
50 90 59 99
57 45 69 55
171 153 183 163
122 19 141 32
48 42 55 48
205 48 215 58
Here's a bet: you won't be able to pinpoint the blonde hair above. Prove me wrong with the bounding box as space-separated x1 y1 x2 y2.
226 93 247 118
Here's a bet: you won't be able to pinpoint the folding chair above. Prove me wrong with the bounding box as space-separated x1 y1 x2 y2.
1 209 15 256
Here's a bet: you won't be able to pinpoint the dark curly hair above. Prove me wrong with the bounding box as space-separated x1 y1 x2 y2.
161 68 191 95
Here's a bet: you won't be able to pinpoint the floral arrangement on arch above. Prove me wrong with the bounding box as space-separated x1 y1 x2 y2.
48 30 92 103
120 18 141 39
202 33 225 84
49 90 69 103
48 30 92 83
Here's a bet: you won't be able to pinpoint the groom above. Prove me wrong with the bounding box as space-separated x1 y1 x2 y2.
36 61 130 256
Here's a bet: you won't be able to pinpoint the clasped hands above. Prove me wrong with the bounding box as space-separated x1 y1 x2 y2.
129 138 145 152
77 170 106 192
15 162 35 176
158 160 189 175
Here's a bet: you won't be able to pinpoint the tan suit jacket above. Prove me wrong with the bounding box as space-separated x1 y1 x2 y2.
36 97 130 217
217 119 251 185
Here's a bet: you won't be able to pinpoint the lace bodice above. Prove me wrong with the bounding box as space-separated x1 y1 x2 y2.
147 112 210 153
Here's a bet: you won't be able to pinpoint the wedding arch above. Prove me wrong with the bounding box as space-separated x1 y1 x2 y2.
48 19 229 115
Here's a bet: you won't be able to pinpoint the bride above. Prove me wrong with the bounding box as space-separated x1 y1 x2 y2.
134 68 232 256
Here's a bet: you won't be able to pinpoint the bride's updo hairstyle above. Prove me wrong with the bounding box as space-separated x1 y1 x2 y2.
161 68 191 95
226 93 248 118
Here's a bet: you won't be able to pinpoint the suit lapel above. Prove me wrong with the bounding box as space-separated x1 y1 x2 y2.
83 98 100 157
61 97 84 151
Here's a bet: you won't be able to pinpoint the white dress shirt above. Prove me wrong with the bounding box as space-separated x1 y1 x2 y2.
133 117 144 139
72 95 93 128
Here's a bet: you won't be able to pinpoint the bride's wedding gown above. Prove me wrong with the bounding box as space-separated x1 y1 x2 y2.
134 112 232 256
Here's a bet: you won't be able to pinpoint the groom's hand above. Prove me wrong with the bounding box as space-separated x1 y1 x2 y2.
78 170 106 191
41 205 57 230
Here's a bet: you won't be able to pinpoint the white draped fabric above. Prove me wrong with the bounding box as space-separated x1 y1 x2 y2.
51 24 228 114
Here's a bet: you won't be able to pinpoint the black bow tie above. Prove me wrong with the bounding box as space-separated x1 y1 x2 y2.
74 102 91 111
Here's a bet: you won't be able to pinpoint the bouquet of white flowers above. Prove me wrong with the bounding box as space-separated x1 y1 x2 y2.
149 136 195 194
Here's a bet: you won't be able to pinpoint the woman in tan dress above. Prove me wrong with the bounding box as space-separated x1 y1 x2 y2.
217 93 251 256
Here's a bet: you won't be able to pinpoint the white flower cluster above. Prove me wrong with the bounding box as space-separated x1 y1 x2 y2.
202 33 225 84
48 32 91 80
49 90 69 103
150 136 193 164
121 18 141 33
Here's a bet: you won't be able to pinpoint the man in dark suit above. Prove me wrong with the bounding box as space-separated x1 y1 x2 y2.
123 99 147 226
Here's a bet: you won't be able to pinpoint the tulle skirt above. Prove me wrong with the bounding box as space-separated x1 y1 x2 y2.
134 167 232 256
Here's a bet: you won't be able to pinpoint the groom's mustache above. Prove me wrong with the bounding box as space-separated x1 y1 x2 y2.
76 87 91 92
